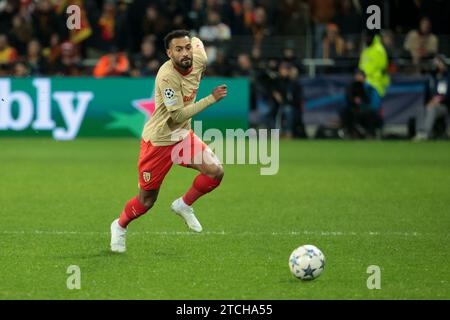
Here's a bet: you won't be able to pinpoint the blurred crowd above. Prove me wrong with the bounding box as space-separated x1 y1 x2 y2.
1 0 450 78
0 0 449 139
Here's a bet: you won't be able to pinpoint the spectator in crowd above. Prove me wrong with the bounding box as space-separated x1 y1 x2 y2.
339 69 383 139
114 0 131 51
251 6 271 47
272 62 304 138
164 0 189 20
343 38 358 58
0 64 7 76
289 65 307 138
166 2 192 35
51 41 82 76
93 46 129 77
13 60 29 77
414 55 450 140
281 42 303 71
18 0 34 20
242 0 256 29
250 45 265 69
8 14 34 55
389 0 422 34
199 10 231 42
309 0 336 58
403 17 439 67
381 30 401 74
172 12 189 31
141 4 168 49
274 0 312 62
359 30 390 99
98 0 117 51
43 33 62 69
0 34 18 66
32 0 61 47
129 37 161 77
276 0 311 37
252 57 278 129
0 0 18 33
419 0 450 35
233 53 253 77
309 0 336 23
228 0 252 35
333 0 363 38
26 39 47 75
322 23 344 60
333 0 362 71
389 0 450 35
207 49 232 76
189 0 208 31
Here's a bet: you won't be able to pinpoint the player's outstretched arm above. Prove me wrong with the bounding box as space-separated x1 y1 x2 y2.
170 85 227 123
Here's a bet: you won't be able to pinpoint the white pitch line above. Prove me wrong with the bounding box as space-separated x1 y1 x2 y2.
0 230 448 238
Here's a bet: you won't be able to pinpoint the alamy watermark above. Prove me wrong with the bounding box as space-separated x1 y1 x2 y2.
66 265 81 290
366 265 381 290
66 5 81 30
170 121 279 176
366 5 381 30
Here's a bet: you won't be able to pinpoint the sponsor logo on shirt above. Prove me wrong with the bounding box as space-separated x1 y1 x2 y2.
183 89 198 103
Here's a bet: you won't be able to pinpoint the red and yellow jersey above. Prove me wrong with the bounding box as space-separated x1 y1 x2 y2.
0 47 18 64
142 37 214 146
93 53 129 78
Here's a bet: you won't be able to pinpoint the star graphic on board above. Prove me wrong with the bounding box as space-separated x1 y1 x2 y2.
132 95 155 119
106 89 155 137
106 111 146 137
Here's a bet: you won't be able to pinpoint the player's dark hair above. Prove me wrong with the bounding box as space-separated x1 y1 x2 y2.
164 30 191 50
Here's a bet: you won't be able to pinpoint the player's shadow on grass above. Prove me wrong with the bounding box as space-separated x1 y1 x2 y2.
59 248 182 260
58 250 128 260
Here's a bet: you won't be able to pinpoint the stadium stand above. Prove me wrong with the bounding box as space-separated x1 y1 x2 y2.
1 0 449 138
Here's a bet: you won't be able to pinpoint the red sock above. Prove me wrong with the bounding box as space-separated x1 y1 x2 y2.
118 196 149 228
182 174 222 206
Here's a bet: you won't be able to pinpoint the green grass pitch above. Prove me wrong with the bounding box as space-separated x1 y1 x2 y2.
0 138 449 299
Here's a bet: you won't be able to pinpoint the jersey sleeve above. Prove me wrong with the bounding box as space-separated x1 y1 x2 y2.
157 73 184 112
170 94 216 123
191 37 207 67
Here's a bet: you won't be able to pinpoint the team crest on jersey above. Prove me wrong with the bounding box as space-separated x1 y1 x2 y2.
142 172 151 183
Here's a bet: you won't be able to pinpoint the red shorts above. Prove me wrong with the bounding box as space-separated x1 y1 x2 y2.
138 130 207 190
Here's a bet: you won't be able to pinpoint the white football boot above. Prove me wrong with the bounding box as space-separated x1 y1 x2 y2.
110 219 127 253
171 198 203 233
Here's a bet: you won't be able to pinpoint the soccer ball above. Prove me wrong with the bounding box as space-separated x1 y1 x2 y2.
289 245 325 280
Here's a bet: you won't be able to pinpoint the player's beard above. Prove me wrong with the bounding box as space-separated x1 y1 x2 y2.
176 57 193 70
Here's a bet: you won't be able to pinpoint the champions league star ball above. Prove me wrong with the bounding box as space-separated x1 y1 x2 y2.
289 245 325 280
